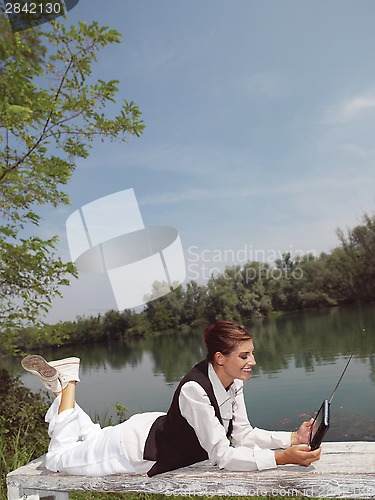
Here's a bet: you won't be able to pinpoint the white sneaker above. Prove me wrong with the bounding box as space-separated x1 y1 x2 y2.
49 357 80 390
21 355 61 392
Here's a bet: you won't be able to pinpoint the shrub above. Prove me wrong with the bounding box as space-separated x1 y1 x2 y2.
0 369 50 499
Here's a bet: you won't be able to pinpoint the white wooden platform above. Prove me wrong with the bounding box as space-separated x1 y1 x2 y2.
6 442 375 499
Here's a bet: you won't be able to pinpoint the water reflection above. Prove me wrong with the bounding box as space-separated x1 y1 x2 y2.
149 333 206 384
252 304 375 378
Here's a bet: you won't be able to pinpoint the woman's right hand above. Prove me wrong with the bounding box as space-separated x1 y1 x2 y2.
275 445 321 467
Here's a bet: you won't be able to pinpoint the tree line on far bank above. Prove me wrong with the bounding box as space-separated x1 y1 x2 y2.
8 212 375 353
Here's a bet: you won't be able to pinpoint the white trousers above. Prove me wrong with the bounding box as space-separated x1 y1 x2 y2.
45 395 136 476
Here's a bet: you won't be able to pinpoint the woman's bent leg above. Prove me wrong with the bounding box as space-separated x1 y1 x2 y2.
45 392 134 475
55 424 136 476
45 391 101 472
58 381 76 414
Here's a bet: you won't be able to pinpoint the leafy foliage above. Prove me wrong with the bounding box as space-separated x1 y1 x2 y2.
0 369 49 454
0 10 144 335
0 369 50 498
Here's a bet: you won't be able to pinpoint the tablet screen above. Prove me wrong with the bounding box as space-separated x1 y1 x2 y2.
310 400 330 450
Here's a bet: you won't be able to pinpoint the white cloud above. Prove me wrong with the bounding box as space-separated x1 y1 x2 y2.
324 91 375 124
316 88 375 164
335 142 370 159
138 174 370 207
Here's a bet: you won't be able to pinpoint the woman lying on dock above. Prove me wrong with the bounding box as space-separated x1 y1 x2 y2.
21 320 321 477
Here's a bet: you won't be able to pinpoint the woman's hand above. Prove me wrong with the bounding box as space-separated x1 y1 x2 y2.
275 444 321 467
291 418 314 445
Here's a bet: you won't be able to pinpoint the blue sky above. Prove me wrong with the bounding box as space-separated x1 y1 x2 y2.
35 0 375 322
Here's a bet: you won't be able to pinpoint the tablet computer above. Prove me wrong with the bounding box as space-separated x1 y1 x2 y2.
308 354 353 450
309 399 330 450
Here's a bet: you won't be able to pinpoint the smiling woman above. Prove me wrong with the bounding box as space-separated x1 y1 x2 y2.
20 320 321 478
204 321 255 387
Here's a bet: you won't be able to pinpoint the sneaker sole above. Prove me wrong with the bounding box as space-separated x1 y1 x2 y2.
21 355 58 381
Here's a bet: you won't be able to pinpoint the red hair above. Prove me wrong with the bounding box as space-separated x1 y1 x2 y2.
204 320 253 362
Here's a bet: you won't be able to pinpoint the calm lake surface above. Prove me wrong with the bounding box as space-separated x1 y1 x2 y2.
6 304 375 441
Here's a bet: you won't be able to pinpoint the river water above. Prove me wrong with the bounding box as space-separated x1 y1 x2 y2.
5 304 375 441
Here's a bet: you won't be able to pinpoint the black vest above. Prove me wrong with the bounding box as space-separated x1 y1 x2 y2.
143 360 232 477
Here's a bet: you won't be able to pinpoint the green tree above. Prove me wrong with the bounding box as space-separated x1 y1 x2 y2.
319 248 349 302
0 11 144 337
144 281 185 332
205 269 242 323
337 213 375 301
241 261 273 317
291 254 337 309
181 280 208 326
271 253 302 310
102 310 126 340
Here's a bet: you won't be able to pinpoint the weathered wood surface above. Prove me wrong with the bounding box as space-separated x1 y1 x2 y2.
6 441 375 499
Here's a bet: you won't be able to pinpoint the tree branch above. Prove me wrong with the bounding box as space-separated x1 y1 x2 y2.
0 56 75 185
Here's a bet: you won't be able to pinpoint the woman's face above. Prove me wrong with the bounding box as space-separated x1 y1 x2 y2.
214 339 256 388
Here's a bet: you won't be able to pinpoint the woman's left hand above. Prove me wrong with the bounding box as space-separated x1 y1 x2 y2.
291 419 314 445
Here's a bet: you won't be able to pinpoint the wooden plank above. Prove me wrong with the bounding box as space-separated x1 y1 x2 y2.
7 442 375 499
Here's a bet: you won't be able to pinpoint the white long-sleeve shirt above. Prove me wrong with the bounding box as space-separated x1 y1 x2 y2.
178 363 291 471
